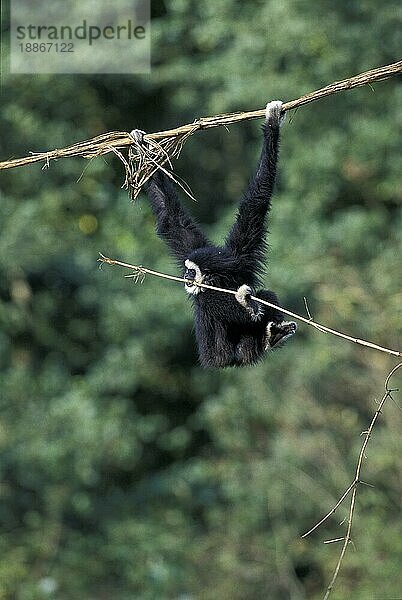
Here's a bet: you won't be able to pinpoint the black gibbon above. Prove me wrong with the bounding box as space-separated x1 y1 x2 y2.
131 100 296 368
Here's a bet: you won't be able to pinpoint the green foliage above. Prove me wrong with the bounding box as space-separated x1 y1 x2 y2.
0 1 401 598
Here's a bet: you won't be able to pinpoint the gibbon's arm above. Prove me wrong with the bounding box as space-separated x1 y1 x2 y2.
225 101 284 266
131 129 209 263
146 170 209 262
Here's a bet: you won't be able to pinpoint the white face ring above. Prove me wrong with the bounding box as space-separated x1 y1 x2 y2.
184 259 204 295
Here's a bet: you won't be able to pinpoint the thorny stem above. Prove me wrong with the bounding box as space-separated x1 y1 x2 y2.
321 362 402 599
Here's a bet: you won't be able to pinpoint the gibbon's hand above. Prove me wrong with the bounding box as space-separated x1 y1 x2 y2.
265 100 286 127
130 129 146 144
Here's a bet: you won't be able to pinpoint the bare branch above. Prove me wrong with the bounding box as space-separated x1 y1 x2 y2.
300 362 402 599
301 482 356 539
1 60 401 199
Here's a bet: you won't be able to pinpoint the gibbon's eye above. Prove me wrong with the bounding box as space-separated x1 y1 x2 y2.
185 268 196 281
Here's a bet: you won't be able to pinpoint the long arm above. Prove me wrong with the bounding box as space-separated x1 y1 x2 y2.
130 129 209 263
225 101 284 270
146 170 209 263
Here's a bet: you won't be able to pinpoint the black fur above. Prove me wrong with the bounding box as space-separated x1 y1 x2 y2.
137 102 296 368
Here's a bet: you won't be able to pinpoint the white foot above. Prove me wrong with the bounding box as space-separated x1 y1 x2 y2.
265 320 297 350
235 285 264 321
235 284 252 308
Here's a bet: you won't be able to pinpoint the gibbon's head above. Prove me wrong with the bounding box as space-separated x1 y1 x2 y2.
184 247 241 295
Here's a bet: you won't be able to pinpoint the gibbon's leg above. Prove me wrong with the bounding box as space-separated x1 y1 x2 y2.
254 288 297 350
235 335 263 366
235 285 264 321
235 285 286 324
196 317 236 368
234 285 296 358
224 101 285 268
130 129 209 263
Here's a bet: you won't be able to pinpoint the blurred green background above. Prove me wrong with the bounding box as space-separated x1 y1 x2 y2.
0 1 401 598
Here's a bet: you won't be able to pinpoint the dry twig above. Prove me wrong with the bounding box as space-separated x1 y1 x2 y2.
1 60 401 199
302 362 402 600
98 254 402 358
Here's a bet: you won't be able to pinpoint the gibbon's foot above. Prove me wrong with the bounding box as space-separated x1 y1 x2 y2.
235 284 253 308
265 320 297 350
235 284 263 321
130 128 146 144
265 100 286 127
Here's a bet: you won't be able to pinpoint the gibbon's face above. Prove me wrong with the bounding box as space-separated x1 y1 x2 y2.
184 259 204 295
